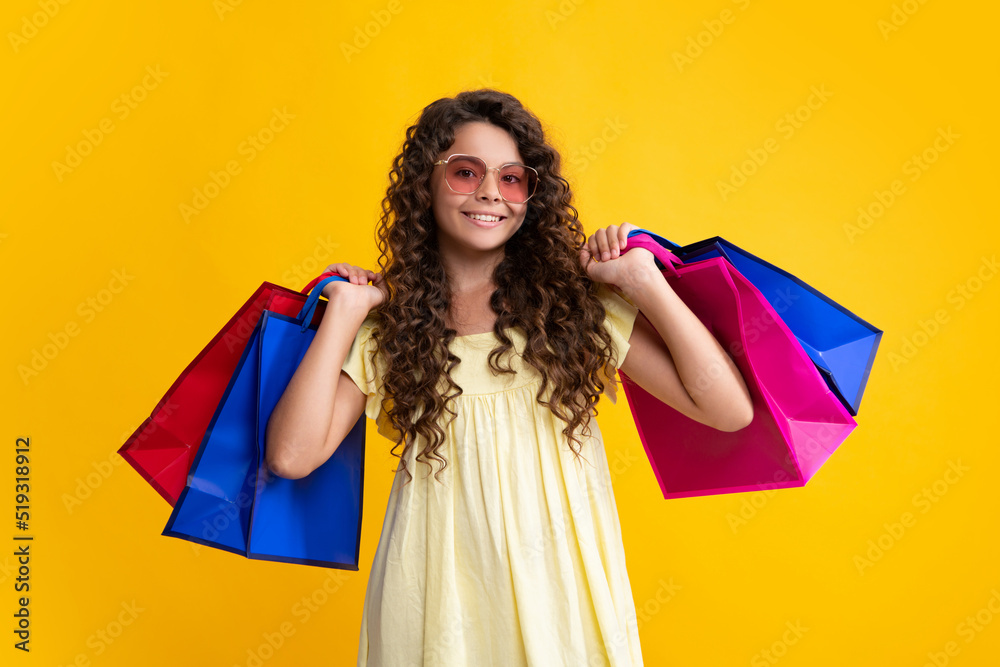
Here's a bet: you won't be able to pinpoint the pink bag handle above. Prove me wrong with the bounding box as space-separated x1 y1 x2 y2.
620 233 684 278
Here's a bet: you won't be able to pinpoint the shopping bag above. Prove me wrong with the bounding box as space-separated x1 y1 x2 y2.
119 271 343 505
627 229 881 415
162 275 365 569
617 234 857 499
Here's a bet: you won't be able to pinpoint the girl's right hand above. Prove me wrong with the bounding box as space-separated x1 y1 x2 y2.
320 263 387 311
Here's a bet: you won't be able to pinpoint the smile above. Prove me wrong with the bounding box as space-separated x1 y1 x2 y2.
462 211 506 228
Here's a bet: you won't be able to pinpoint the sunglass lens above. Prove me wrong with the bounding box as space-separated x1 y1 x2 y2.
443 156 537 203
498 165 536 204
445 156 486 194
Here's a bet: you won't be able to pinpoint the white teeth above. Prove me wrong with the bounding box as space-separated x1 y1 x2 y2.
467 213 501 222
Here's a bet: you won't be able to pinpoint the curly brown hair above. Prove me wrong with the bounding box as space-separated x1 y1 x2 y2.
370 88 620 485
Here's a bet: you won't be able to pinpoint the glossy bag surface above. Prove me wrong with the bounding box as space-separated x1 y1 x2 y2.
248 310 364 568
619 235 857 499
119 274 341 505
162 276 365 569
628 230 881 415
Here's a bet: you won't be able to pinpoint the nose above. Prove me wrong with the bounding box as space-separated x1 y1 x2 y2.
477 168 503 202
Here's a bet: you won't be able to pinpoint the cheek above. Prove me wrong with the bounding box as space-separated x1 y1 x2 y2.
430 188 454 217
430 176 451 206
432 182 462 208
506 211 528 238
511 206 529 226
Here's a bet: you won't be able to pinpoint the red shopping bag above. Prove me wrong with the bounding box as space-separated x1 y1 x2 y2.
119 272 340 505
618 235 857 499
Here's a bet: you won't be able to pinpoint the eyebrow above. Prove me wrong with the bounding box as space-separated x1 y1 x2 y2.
448 153 527 166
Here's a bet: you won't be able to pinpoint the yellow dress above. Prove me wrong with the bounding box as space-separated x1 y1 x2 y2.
342 284 644 666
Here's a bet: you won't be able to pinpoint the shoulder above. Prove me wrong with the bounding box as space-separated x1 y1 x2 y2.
594 282 639 323
342 310 388 393
592 282 639 369
353 310 382 341
344 310 384 364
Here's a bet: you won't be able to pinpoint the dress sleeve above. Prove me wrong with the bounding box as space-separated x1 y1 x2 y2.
595 282 640 404
341 314 400 441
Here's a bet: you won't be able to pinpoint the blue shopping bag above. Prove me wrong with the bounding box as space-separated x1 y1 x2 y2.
627 229 881 415
162 276 365 569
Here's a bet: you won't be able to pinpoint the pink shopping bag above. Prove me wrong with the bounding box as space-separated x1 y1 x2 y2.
618 235 857 499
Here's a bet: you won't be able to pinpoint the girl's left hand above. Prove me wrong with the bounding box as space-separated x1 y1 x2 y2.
580 222 657 289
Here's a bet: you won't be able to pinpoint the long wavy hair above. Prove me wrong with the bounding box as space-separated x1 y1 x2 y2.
371 89 620 485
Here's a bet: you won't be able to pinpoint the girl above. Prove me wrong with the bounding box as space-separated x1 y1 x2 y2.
265 89 753 666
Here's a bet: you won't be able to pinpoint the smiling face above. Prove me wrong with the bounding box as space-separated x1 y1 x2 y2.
430 121 530 262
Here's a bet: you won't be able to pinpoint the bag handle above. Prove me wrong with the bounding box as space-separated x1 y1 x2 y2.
301 271 340 294
621 229 684 278
626 228 681 251
296 275 348 332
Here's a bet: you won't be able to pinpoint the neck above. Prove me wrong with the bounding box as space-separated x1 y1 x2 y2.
438 239 504 295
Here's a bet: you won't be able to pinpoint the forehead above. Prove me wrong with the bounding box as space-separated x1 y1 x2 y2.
444 121 523 165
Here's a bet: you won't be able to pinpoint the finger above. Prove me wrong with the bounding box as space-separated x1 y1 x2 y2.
618 223 633 250
595 228 611 261
579 246 594 273
607 224 621 258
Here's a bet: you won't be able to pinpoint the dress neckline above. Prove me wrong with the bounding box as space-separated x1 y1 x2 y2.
452 327 521 341
454 330 496 339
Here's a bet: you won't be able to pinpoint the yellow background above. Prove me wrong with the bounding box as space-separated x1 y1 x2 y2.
3 0 998 665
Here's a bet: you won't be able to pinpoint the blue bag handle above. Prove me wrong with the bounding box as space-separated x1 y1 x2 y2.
296 275 348 332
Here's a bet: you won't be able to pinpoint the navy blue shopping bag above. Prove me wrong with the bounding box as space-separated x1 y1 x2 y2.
627 229 882 415
162 276 365 569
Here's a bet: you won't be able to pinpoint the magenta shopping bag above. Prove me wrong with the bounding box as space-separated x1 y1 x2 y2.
618 234 857 499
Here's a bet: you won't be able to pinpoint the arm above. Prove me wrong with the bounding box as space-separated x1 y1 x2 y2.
582 224 754 432
265 264 385 479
